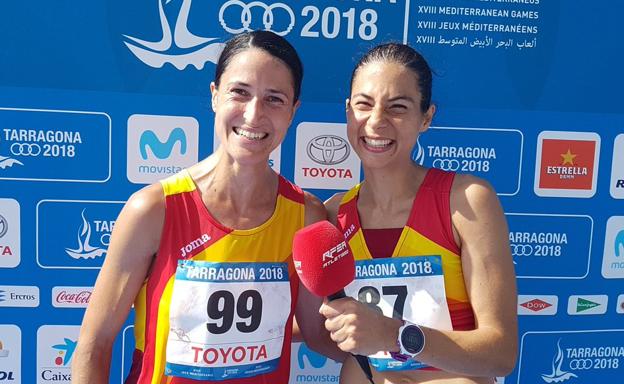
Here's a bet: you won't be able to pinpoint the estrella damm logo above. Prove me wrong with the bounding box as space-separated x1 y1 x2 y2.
534 131 600 198
127 114 199 184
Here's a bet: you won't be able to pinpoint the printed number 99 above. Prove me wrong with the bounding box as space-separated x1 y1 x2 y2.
301 7 377 40
207 290 262 334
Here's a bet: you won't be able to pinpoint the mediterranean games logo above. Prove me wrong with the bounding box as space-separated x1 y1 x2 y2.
541 339 577 383
123 0 224 70
127 114 199 184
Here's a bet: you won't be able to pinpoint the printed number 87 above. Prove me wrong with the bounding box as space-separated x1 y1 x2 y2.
357 285 407 319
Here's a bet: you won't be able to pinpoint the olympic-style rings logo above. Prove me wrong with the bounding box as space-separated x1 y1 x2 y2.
219 0 295 36
569 359 593 370
511 244 533 256
10 143 41 156
432 158 460 171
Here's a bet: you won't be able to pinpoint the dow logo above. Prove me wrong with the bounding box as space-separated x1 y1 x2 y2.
127 114 199 184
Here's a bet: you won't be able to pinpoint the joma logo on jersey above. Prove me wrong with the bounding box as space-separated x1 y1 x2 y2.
180 233 211 258
322 241 348 268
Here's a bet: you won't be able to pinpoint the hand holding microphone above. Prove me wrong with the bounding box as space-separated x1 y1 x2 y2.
293 220 375 384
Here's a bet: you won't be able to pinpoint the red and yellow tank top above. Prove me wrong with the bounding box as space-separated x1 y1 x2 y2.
126 169 305 384
337 168 476 331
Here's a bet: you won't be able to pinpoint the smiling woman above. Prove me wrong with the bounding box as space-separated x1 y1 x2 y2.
71 31 344 384
321 43 518 384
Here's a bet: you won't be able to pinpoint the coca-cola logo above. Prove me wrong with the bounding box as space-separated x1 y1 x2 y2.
55 290 91 304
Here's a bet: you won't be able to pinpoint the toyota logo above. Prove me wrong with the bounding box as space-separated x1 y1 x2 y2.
307 135 350 165
432 158 460 171
569 359 593 370
219 0 295 36
10 143 41 156
0 214 7 238
511 244 533 256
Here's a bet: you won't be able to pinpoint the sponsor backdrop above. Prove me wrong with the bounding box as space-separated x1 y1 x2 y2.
0 0 622 383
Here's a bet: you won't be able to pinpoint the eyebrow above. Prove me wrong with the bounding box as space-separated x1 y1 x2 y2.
227 82 290 98
351 93 416 103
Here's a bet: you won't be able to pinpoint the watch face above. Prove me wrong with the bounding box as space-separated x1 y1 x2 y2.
401 325 424 354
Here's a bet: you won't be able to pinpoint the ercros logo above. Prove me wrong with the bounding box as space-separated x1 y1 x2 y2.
534 131 600 198
127 114 199 184
123 0 224 70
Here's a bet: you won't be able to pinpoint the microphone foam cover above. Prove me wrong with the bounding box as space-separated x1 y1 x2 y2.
292 220 355 297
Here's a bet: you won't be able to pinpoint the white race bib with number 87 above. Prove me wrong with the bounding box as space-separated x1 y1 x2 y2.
343 256 451 371
165 260 291 380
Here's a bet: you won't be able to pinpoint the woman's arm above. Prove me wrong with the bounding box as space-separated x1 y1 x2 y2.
71 183 165 383
294 191 347 362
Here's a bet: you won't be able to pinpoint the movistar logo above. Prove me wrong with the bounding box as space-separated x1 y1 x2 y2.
298 343 327 369
615 230 624 257
139 128 187 160
576 298 600 312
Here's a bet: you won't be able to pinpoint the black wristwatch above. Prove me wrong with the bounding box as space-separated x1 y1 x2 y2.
390 321 426 362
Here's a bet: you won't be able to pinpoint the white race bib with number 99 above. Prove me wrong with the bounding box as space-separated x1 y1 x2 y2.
343 256 451 368
165 260 291 380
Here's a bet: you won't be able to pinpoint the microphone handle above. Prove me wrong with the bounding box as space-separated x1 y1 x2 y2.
327 290 375 384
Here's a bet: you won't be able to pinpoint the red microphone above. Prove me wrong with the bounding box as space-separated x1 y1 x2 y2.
292 220 355 300
292 220 374 384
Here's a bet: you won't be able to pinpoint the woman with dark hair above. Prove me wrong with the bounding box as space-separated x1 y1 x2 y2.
320 43 518 383
72 31 342 383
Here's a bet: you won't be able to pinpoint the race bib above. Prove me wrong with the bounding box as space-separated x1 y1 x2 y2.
344 255 451 371
165 260 291 380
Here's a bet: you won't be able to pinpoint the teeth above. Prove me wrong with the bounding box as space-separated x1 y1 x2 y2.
364 137 392 147
234 127 267 140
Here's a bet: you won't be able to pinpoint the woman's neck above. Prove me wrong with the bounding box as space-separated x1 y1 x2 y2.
189 151 279 228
